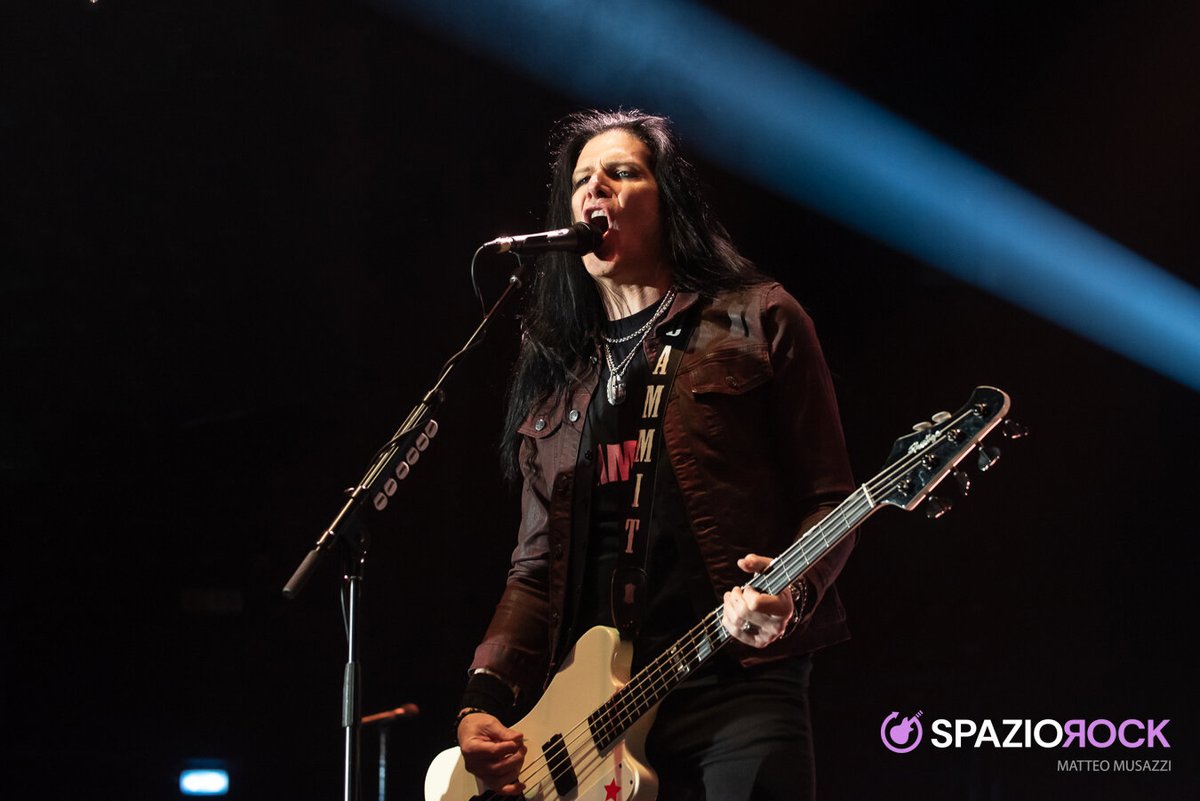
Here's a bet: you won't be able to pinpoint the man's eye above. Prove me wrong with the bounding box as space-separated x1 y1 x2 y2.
573 175 590 188
615 169 634 179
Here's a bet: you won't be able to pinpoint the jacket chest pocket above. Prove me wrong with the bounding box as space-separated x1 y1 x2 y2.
519 408 565 439
517 393 590 439
680 342 772 396
677 343 774 458
518 391 590 488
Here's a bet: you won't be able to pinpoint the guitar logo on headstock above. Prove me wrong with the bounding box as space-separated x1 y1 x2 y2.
905 431 937 454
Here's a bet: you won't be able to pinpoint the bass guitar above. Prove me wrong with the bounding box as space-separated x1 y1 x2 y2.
426 386 1020 801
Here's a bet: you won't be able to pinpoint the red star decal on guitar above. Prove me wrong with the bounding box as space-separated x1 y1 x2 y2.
604 778 621 800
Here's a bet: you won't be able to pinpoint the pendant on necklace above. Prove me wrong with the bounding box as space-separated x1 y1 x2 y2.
607 372 627 406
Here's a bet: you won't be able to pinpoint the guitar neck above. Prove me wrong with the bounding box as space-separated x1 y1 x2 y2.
587 486 878 751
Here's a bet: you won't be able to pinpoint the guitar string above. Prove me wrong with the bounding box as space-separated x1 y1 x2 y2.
624 403 1005 714
600 404 986 728
512 413 965 793
595 402 998 740
520 493 923 791
513 403 994 792
609 403 1004 771
512 489 881 792
514 421 959 795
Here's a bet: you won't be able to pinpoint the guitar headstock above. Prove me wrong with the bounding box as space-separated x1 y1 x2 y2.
874 386 1023 516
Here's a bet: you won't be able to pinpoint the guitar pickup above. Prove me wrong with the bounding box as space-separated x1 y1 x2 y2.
542 732 578 797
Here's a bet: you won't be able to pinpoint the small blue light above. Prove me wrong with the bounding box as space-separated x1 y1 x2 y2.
180 769 229 796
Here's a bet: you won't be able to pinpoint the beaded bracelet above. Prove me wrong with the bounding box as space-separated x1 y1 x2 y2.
454 706 489 738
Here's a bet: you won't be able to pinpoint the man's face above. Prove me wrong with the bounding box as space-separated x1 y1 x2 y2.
571 128 665 282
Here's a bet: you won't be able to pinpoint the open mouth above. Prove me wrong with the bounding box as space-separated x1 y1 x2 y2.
588 208 610 234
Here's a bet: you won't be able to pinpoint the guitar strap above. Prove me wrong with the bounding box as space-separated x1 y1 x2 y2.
610 315 696 640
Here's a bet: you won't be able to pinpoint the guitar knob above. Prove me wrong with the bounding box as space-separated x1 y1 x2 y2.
977 445 1001 472
925 496 953 519
1003 419 1029 440
952 468 971 495
931 411 952 424
912 421 933 432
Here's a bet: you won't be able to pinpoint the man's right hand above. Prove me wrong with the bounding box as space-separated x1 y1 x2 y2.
457 711 526 796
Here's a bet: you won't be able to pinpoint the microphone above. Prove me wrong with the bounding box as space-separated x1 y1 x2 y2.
482 220 606 255
360 703 420 726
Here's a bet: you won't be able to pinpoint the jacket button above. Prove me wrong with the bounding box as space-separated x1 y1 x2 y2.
567 409 580 423
724 375 739 388
551 611 560 624
534 417 547 431
553 543 564 559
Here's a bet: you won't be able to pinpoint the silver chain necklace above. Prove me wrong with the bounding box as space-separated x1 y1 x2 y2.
603 286 677 406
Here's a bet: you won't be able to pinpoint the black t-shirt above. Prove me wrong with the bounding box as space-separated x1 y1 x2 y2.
568 302 716 674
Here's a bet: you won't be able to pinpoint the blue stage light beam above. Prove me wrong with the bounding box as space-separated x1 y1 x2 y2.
375 0 1200 391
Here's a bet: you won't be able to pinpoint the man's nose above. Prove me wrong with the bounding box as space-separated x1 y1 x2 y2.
586 173 611 198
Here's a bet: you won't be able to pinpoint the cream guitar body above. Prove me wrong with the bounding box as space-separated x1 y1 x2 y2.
425 626 659 801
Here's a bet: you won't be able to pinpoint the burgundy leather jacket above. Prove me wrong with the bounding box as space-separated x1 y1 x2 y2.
470 282 857 699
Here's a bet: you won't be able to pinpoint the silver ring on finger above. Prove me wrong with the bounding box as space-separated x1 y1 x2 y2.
741 620 760 635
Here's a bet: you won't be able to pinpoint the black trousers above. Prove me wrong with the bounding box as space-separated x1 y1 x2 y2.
644 655 816 801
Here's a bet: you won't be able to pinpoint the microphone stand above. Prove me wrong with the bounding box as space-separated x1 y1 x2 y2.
361 705 420 801
282 253 530 801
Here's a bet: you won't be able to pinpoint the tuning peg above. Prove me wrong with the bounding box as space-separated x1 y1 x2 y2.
912 421 933 432
931 411 952 424
952 468 971 495
925 496 953 519
1003 419 1028 440
977 445 1001 472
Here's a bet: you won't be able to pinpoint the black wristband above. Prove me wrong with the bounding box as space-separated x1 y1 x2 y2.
459 670 517 722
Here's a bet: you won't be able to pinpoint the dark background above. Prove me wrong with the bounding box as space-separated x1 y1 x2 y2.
5 1 1198 799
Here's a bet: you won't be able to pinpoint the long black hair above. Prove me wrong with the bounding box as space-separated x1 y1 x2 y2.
500 109 765 482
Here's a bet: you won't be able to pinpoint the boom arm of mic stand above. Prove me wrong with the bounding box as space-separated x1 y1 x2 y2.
282 255 530 599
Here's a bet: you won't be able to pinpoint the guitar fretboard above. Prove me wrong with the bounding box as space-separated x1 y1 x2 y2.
587 485 875 751
583 387 1009 755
